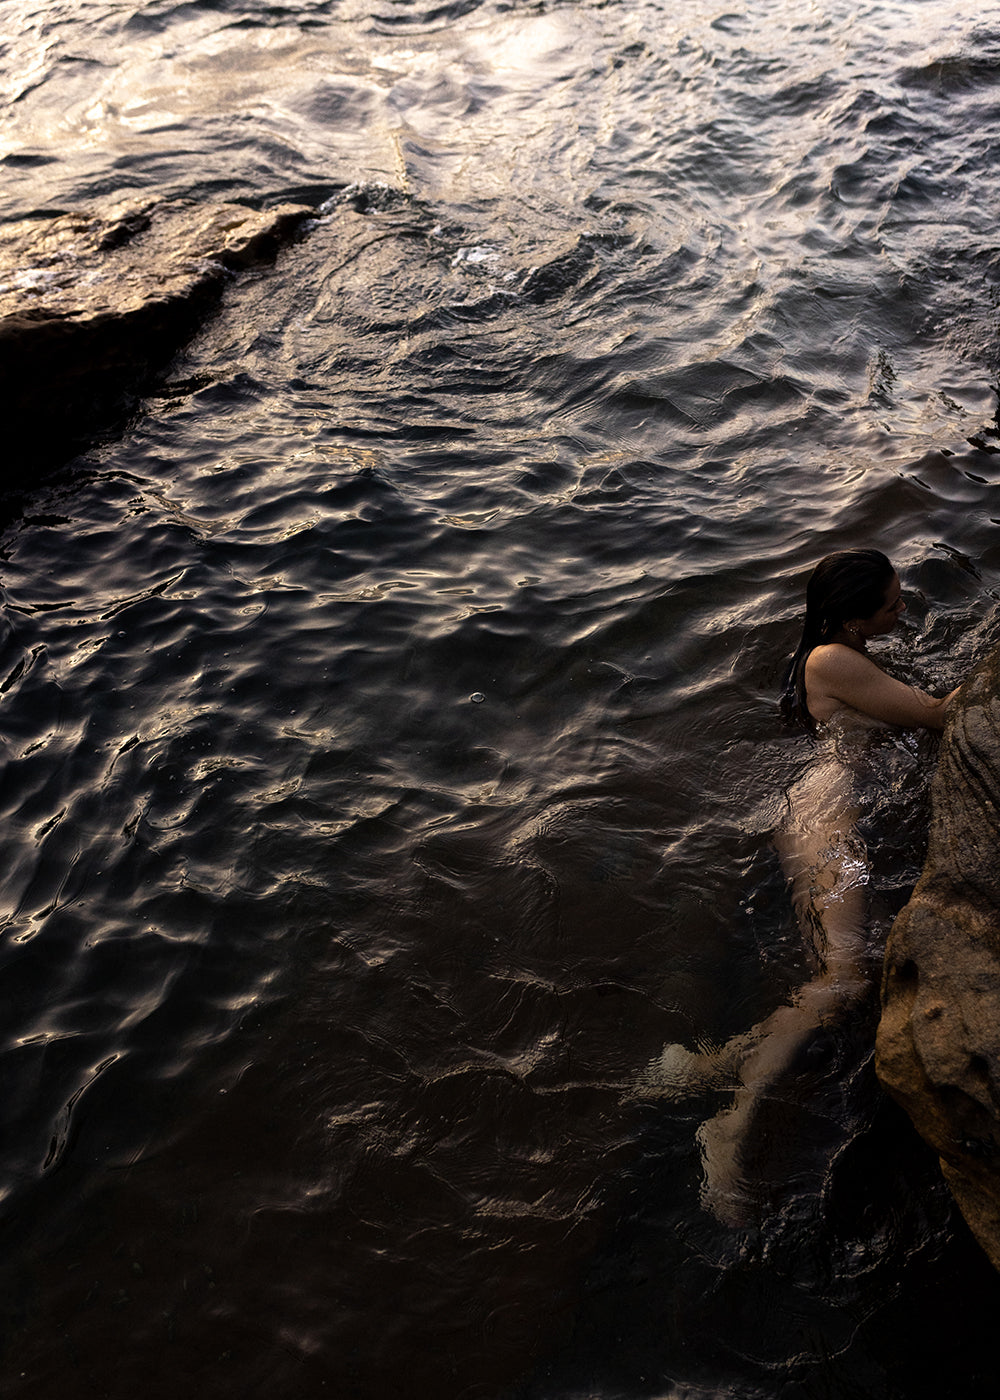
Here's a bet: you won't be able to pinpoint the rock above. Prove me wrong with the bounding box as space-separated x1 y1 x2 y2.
0 198 313 479
877 642 1000 1268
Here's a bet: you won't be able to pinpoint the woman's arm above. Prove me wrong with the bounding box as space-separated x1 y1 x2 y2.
806 644 958 730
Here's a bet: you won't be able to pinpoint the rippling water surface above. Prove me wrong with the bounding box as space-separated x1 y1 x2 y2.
4 0 1000 1396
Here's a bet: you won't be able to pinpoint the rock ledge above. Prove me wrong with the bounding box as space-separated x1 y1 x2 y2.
0 198 312 479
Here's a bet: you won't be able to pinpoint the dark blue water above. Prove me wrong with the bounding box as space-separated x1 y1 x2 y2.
4 1 1000 1395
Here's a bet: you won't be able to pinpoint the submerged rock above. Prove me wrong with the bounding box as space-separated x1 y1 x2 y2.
877 642 1000 1268
0 198 312 479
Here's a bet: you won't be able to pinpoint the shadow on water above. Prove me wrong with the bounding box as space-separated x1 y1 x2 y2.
514 1047 1000 1400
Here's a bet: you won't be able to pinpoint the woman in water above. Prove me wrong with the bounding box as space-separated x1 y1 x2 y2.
643 550 960 1224
781 548 957 733
774 549 959 991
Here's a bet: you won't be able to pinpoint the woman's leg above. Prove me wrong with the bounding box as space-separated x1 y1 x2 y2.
697 767 873 1223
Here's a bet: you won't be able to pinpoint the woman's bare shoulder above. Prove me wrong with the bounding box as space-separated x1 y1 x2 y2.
805 643 878 679
805 642 950 730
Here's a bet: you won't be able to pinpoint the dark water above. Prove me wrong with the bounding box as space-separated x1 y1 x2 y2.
4 1 1000 1395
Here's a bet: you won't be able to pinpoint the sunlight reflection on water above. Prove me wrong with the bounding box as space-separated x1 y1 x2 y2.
3 0 1000 1397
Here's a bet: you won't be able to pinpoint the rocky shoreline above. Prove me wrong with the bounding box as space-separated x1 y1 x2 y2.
878 642 1000 1270
0 199 313 479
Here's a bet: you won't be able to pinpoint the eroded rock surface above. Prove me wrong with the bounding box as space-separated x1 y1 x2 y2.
0 198 312 477
877 642 1000 1268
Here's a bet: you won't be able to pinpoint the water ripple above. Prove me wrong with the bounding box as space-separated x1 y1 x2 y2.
4 0 1000 1396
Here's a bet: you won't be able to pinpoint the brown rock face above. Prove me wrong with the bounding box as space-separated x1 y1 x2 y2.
877 642 1000 1268
0 199 312 479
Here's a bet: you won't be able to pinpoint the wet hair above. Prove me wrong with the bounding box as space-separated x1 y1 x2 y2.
780 549 895 731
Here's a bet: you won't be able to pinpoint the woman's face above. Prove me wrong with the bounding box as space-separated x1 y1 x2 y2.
863 570 906 636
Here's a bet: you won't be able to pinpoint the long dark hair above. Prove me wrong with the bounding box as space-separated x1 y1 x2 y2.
780 549 895 731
